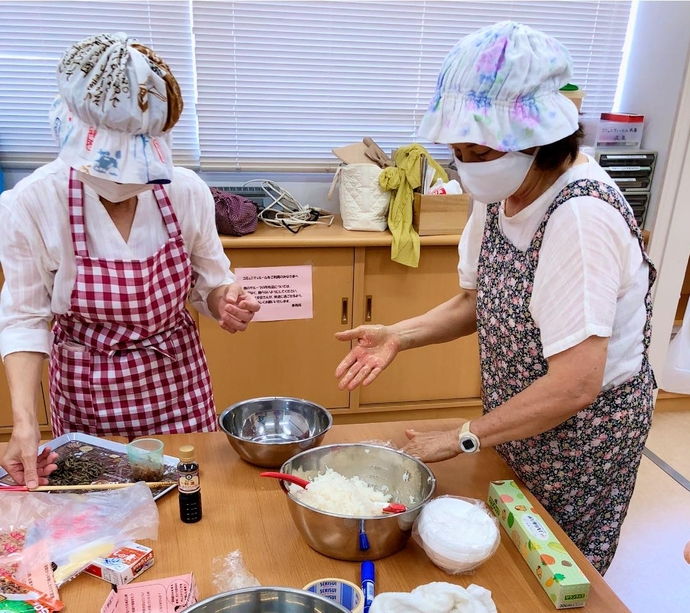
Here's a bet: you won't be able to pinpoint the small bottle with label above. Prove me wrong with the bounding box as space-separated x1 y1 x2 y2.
177 445 202 523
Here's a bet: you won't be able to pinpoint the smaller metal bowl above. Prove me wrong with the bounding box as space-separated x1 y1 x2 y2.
184 587 349 612
219 397 332 468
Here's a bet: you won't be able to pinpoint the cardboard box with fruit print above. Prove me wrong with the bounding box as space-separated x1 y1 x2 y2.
488 480 590 609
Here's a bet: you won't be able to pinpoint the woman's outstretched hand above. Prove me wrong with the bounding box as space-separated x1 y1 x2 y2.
334 325 401 391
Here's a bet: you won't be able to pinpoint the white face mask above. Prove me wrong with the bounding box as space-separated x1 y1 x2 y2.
455 151 537 203
76 171 155 203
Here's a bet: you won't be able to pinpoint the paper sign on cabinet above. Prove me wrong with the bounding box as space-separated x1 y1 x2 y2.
234 265 313 322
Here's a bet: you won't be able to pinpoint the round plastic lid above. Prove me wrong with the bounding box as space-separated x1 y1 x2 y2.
417 497 499 562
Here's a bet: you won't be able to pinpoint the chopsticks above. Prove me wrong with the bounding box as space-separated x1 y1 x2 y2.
1 481 177 492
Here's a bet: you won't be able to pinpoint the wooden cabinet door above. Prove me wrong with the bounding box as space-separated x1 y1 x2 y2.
358 246 481 405
0 269 50 429
199 247 354 412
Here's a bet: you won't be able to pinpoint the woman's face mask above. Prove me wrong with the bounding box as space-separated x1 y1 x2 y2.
76 171 154 203
454 150 537 203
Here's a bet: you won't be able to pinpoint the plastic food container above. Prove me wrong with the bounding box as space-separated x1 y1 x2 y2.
414 496 500 574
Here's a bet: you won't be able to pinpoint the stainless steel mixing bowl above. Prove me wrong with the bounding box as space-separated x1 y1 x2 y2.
279 443 436 561
219 397 332 468
184 587 349 613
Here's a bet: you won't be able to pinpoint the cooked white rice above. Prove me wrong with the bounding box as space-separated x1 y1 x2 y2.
289 468 392 516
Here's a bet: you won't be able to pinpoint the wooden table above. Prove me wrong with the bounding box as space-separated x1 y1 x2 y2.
51 419 630 611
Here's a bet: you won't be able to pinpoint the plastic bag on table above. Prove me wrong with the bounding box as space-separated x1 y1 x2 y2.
1 482 158 586
0 490 54 579
212 550 261 593
359 439 398 449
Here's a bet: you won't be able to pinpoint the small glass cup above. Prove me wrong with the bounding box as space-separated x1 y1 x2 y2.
127 438 165 482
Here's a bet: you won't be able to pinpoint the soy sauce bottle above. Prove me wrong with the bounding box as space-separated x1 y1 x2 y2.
177 445 202 523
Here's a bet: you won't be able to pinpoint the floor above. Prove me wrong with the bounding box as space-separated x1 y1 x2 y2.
605 410 690 612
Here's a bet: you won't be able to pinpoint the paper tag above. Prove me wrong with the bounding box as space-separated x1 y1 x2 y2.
101 573 198 613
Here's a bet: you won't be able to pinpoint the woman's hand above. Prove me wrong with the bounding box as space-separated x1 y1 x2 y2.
1 424 58 489
334 325 401 390
217 282 261 333
401 424 466 463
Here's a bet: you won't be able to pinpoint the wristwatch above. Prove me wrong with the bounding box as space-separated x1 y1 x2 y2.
458 421 481 454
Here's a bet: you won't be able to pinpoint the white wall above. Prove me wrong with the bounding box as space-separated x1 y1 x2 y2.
647 55 690 386
616 0 690 230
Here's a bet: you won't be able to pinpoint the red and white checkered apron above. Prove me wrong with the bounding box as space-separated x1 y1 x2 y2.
48 169 217 439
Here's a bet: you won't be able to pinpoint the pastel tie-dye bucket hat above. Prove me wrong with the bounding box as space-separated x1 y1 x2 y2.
418 21 579 152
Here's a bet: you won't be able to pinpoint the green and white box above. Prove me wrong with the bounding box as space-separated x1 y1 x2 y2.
487 480 590 609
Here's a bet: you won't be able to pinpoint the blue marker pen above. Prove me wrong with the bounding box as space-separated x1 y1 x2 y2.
361 560 375 613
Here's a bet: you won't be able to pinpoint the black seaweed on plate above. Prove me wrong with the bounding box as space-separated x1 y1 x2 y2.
48 456 103 486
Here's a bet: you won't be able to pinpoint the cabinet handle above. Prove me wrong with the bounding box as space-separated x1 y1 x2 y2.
365 295 372 322
341 298 349 325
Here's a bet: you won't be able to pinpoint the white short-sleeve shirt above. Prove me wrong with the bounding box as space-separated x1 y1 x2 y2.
0 159 235 359
458 157 649 390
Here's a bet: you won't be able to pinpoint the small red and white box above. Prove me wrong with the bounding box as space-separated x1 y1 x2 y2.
85 542 154 585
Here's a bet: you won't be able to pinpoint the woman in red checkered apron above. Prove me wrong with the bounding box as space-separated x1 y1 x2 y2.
0 34 259 489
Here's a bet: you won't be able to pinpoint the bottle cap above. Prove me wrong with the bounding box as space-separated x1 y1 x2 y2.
361 560 375 582
179 445 196 461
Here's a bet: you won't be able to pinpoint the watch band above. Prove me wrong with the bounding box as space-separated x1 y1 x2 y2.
458 421 481 453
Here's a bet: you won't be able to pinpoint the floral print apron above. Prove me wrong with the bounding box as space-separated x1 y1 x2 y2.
476 179 656 573
49 169 217 439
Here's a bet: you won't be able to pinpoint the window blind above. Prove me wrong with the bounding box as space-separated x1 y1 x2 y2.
193 0 632 171
0 0 199 168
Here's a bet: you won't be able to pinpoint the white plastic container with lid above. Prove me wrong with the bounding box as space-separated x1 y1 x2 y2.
413 496 500 574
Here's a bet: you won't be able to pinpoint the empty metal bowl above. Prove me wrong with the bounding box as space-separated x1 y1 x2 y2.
279 443 436 561
184 587 349 613
219 397 332 468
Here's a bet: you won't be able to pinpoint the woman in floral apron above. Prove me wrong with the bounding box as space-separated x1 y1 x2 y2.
0 34 259 490
336 22 655 574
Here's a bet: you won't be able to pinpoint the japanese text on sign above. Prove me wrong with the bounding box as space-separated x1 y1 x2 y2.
235 265 313 321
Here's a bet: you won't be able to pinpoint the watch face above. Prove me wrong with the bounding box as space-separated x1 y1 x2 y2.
461 438 476 452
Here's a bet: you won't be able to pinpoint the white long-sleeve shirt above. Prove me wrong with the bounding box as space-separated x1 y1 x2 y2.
458 157 649 390
0 159 235 359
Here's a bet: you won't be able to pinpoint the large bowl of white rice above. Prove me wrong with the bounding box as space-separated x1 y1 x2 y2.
278 443 436 561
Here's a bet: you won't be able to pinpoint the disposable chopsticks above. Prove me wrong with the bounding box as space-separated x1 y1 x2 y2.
0 481 177 492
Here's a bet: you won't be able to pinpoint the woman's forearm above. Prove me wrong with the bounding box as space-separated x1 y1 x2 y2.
4 352 44 428
471 336 608 447
390 290 477 351
471 372 595 447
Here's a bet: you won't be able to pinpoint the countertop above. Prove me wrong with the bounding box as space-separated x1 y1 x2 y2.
218 216 650 250
42 419 629 611
219 216 461 249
